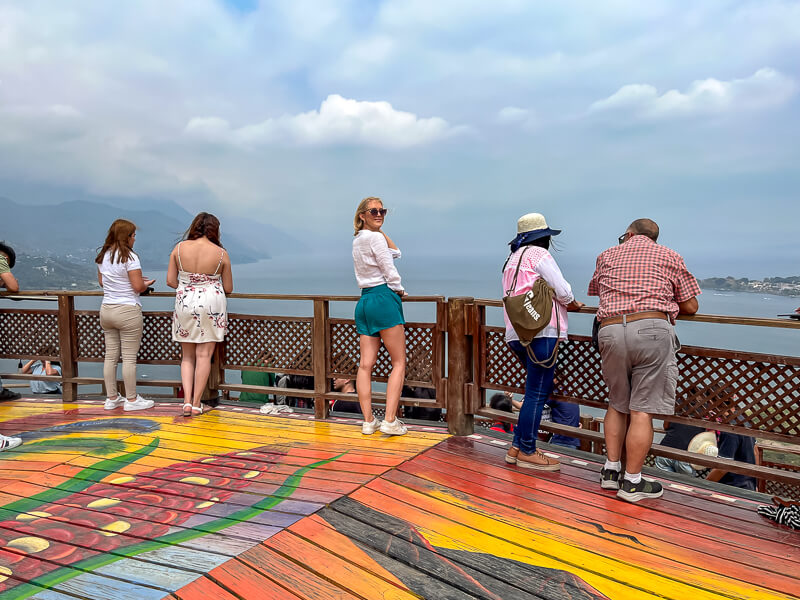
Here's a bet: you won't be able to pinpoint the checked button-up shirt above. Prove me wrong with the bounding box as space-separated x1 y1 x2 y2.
588 235 700 322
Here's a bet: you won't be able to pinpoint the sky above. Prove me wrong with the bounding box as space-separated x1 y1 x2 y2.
0 0 798 277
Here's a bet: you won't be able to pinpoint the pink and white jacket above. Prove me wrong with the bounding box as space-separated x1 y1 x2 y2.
502 245 574 341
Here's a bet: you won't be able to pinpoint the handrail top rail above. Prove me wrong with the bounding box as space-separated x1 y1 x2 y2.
2 290 796 327
472 298 800 329
0 290 445 302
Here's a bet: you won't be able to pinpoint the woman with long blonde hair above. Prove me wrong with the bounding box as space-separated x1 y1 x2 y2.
167 213 233 416
352 197 407 436
95 219 155 411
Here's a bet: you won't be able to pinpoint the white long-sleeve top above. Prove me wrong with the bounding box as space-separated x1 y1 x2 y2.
352 230 404 292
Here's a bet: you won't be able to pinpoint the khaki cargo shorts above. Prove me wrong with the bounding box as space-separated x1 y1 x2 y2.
597 318 680 416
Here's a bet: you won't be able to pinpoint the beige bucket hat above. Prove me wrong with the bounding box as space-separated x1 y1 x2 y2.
687 431 719 470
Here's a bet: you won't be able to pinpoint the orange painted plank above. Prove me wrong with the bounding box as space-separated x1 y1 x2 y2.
286 515 407 589
173 574 243 600
209 559 304 600
263 530 423 600
238 543 361 600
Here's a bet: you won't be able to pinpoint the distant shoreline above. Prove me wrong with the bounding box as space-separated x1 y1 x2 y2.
698 276 800 298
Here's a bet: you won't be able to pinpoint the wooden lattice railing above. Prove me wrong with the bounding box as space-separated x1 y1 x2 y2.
1 290 799 495
470 298 800 495
0 292 446 420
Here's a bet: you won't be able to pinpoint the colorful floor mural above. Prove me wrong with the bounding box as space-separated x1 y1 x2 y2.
0 399 798 599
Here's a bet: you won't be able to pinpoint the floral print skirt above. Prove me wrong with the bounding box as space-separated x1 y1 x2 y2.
172 272 228 343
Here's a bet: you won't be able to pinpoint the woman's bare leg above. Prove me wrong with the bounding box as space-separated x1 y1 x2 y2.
180 343 196 404
192 342 216 407
357 335 381 422
380 324 406 422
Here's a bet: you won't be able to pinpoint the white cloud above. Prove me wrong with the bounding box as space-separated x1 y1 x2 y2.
185 94 466 148
589 68 798 119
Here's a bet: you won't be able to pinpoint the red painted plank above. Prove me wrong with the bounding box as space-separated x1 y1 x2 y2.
427 444 800 549
402 453 800 572
382 465 800 596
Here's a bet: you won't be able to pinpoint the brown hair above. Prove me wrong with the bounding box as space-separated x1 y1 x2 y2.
95 219 136 264
184 212 223 247
353 197 382 236
628 218 659 242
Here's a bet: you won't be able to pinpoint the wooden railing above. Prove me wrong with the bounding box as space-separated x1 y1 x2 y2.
2 290 799 494
467 298 800 494
0 291 447 421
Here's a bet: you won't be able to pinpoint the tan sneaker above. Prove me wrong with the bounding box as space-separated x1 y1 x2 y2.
516 449 560 471
505 447 519 464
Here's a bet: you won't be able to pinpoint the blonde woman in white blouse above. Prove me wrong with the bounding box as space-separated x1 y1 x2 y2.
352 197 408 436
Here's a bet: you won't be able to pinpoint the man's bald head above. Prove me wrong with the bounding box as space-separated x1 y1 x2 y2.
628 219 659 242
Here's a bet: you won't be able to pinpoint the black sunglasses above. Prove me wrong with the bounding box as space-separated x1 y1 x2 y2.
365 208 388 217
618 232 629 245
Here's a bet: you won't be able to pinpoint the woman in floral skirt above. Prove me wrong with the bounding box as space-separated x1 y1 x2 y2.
167 213 233 416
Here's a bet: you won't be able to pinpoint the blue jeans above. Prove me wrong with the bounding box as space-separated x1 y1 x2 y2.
547 398 580 448
654 456 695 476
509 338 558 455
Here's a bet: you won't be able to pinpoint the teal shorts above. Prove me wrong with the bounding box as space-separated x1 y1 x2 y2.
355 284 405 337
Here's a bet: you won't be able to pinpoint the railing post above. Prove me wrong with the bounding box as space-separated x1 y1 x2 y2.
57 295 78 403
312 299 330 419
446 297 474 436
579 414 594 453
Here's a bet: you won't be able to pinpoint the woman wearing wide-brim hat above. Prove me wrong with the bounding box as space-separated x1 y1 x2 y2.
502 213 584 470
352 197 408 437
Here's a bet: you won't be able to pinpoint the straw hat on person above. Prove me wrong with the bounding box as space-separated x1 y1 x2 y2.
509 213 562 251
688 431 718 470
516 213 561 237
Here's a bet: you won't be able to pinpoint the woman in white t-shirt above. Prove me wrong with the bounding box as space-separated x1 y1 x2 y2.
95 219 155 411
351 197 408 437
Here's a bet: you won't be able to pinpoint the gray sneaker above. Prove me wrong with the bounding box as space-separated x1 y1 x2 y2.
104 393 125 410
0 434 22 451
123 395 155 411
617 477 663 502
600 468 621 490
361 418 382 435
380 418 408 436
0 389 22 401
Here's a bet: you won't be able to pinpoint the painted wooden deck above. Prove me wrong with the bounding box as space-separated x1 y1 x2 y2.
0 399 797 600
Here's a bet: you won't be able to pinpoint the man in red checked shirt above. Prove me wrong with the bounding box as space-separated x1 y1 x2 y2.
588 218 700 503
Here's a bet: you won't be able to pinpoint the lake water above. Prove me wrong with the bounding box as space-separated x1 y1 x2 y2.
2 253 798 391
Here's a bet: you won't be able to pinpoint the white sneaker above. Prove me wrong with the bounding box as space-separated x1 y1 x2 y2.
0 434 22 451
104 393 125 410
361 418 382 435
123 395 155 411
380 418 407 436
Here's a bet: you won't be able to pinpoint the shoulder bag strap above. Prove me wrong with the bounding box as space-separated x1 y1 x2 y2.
505 246 531 295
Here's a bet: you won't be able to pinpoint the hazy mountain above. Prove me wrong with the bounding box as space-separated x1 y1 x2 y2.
1 186 305 259
0 197 271 270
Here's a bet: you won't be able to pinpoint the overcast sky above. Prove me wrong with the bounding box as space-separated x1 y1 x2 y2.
1 1 798 277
